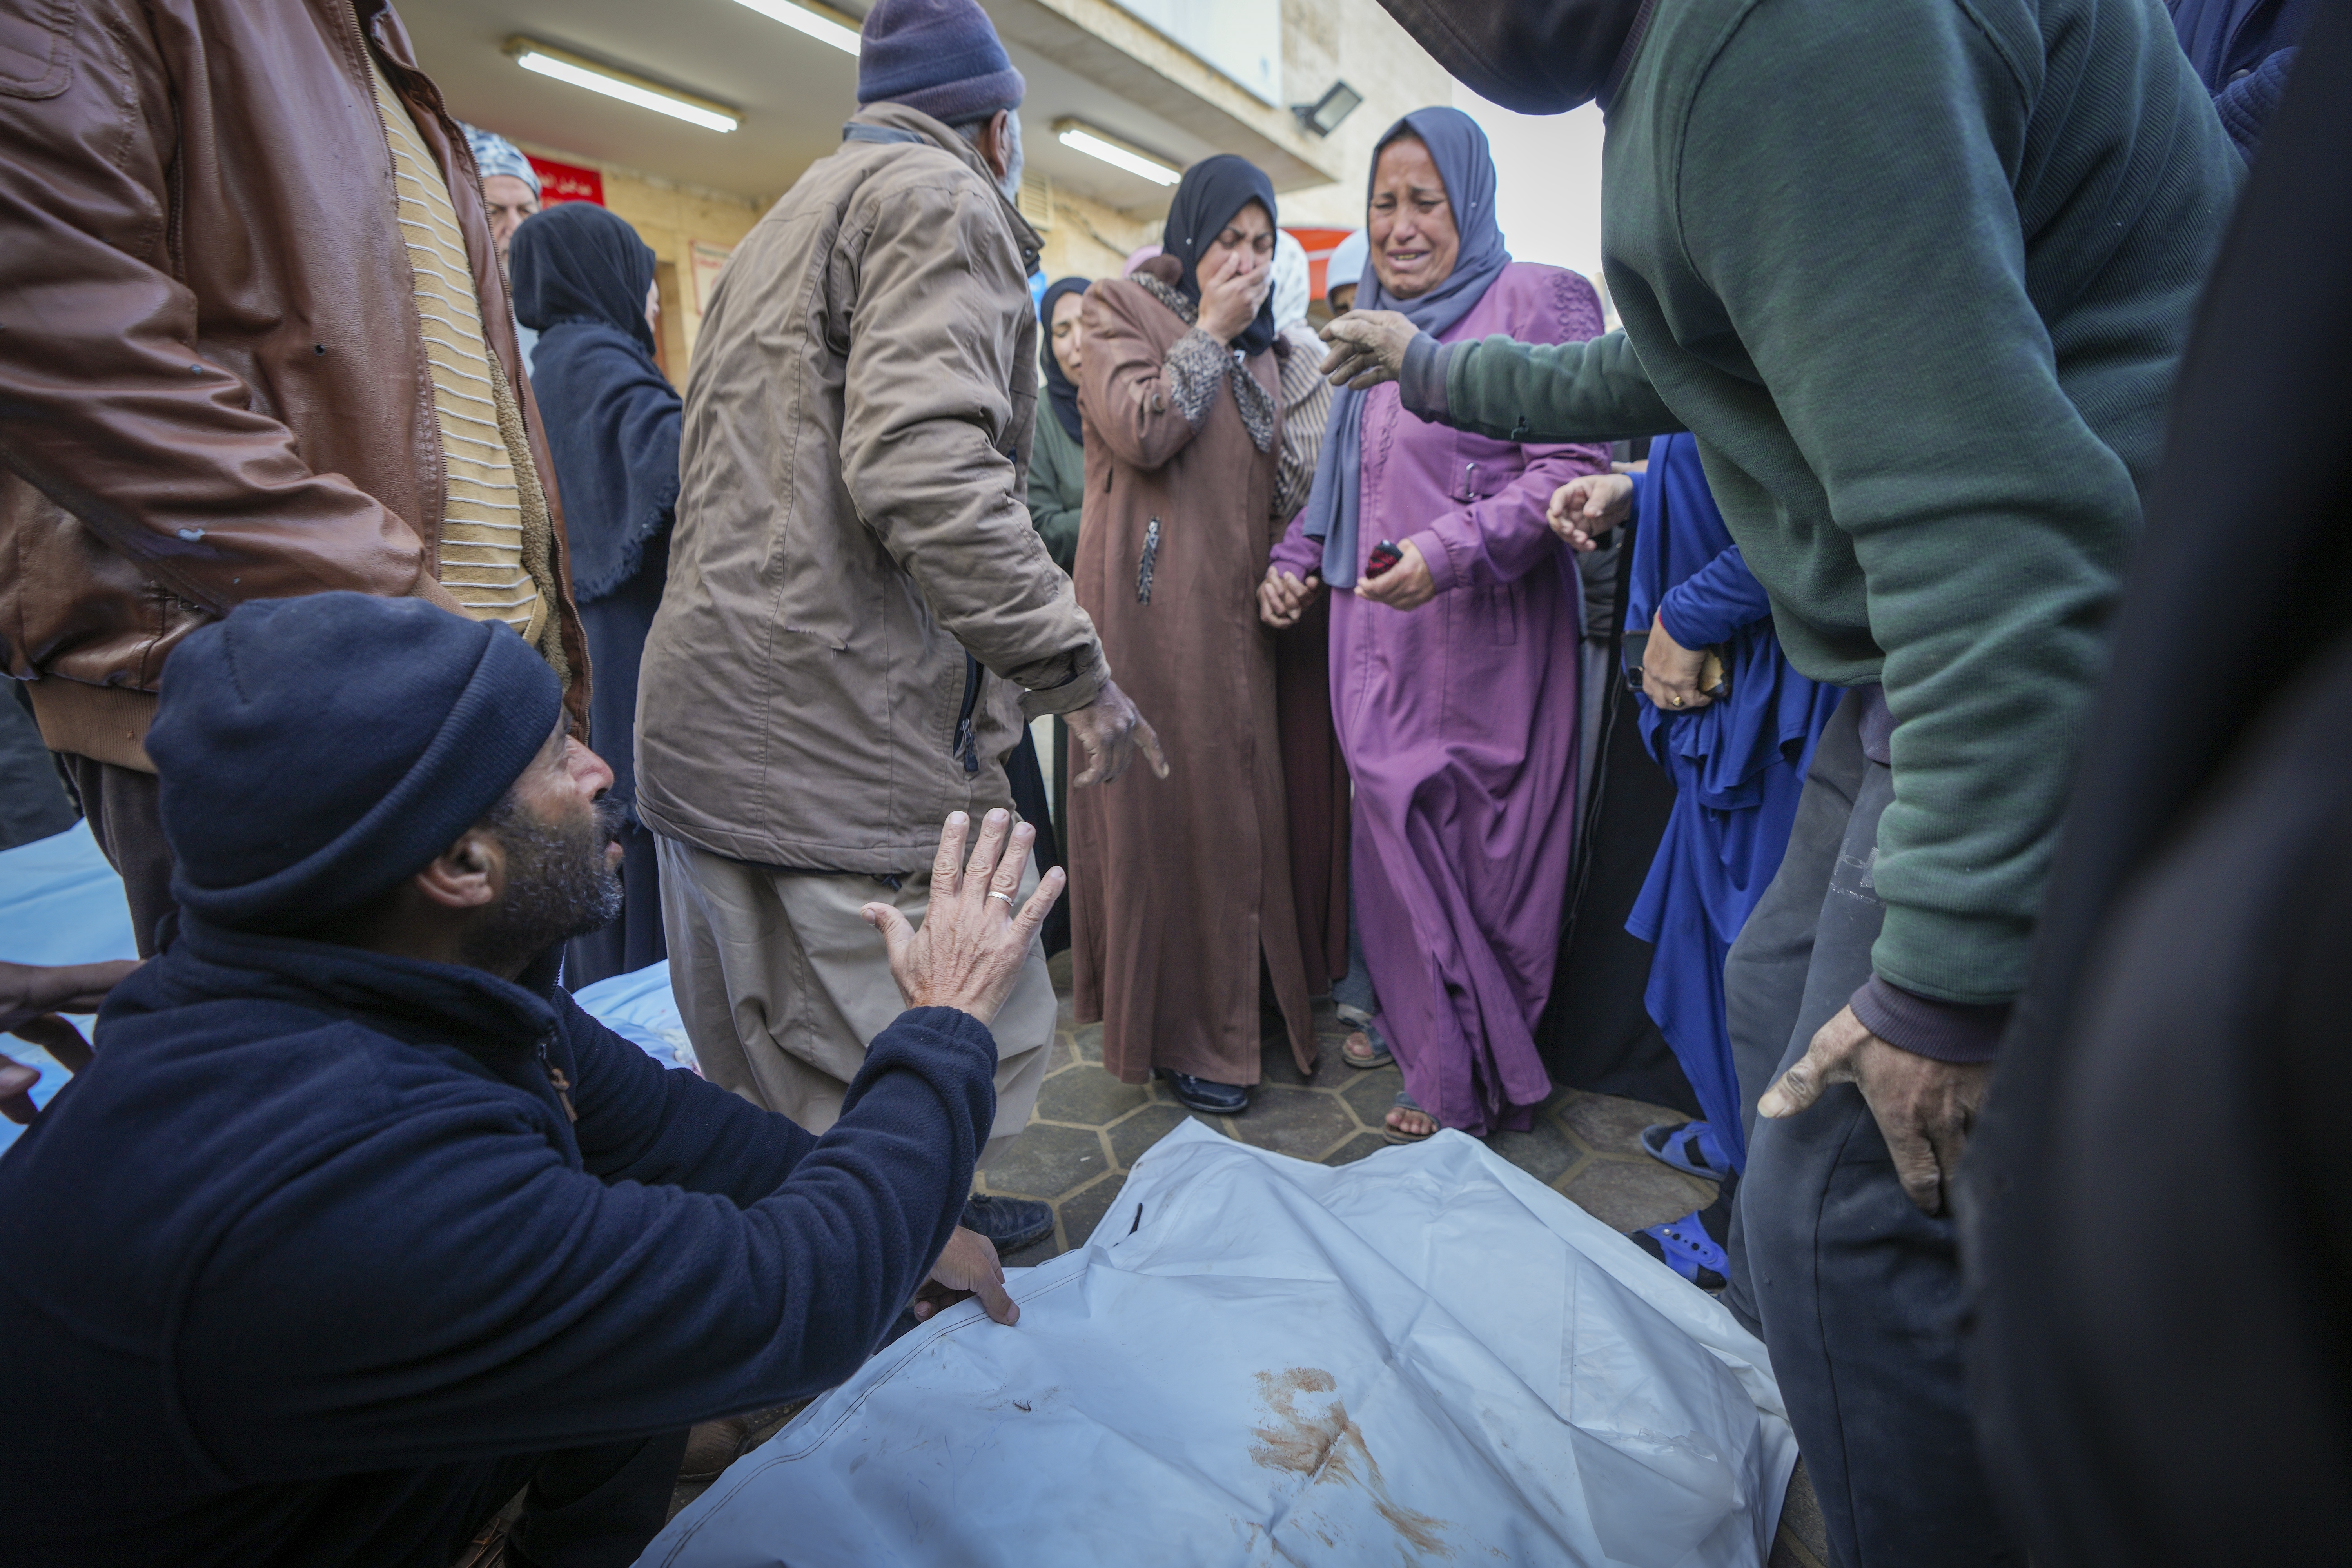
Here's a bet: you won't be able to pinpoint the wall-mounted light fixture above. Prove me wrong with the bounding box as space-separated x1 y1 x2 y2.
1053 120 1182 187
1291 80 1363 138
506 40 741 132
728 0 861 56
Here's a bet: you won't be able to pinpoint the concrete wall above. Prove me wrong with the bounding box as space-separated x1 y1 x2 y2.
1274 0 1455 228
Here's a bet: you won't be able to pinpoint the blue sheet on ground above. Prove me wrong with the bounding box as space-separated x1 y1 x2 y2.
0 824 692 1151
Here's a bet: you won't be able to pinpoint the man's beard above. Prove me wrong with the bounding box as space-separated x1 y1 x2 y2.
462 793 626 976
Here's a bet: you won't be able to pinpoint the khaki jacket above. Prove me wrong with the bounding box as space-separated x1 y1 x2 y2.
636 103 1107 873
0 0 588 766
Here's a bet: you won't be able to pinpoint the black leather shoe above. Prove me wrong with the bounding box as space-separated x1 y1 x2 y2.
961 1193 1054 1252
1156 1069 1249 1115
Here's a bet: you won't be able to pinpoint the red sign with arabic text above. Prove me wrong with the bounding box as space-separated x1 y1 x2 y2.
526 155 605 207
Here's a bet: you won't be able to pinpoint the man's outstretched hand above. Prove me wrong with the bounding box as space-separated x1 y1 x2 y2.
1318 309 1418 391
2 958 141 1035
862 810 1064 1025
910 1225 1019 1327
1 958 142 1123
1064 677 1167 787
1758 1004 1993 1215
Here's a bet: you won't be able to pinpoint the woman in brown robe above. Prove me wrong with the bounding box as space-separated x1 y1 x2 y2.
1070 156 1316 1114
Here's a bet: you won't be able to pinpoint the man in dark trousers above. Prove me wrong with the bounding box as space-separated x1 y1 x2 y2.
1323 2 2241 1564
0 593 1056 1568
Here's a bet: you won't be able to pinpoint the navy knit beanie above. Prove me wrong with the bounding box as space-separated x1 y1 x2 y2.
857 0 1025 125
147 593 563 931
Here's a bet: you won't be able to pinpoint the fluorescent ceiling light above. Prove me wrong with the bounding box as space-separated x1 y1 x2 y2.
1054 120 1181 187
729 0 861 54
506 40 740 133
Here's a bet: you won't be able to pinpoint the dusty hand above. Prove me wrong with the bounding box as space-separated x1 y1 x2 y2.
1198 246 1269 344
1318 310 1418 391
862 810 1065 1025
1547 472 1634 551
1641 621 1713 711
910 1225 1019 1327
1758 1004 1993 1215
1064 677 1168 786
1356 538 1437 612
1256 567 1322 629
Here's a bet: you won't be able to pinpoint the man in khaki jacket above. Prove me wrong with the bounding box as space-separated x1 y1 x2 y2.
0 0 587 959
637 0 1161 1253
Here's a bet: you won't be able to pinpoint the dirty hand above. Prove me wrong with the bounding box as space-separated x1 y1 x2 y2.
1357 538 1437 612
1198 245 1270 344
1641 621 1713 711
1318 309 1419 391
1257 567 1322 628
1065 677 1168 786
911 1225 1020 1327
862 809 1064 1025
1547 472 1635 551
1758 1004 1993 1215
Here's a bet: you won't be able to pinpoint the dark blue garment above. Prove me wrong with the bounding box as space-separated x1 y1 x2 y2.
1623 434 1842 1172
0 921 995 1567
512 204 681 604
2169 0 2315 156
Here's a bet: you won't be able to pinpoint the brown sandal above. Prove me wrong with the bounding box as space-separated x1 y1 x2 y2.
1381 1091 1439 1145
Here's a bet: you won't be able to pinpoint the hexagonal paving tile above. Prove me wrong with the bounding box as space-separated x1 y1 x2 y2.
1555 1089 1690 1158
1055 1172 1132 1249
1033 1063 1151 1125
1323 1131 1390 1166
1105 1102 1195 1169
1227 1084 1357 1157
1482 1116 1584 1187
1558 1156 1712 1233
1338 1063 1408 1128
978 1121 1110 1202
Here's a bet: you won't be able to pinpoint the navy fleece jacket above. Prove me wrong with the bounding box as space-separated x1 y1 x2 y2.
0 921 996 1566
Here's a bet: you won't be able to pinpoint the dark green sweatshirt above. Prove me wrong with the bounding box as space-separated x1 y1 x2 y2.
1427 0 2239 1009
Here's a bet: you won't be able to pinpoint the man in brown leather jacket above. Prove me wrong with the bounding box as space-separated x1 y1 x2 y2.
0 0 588 955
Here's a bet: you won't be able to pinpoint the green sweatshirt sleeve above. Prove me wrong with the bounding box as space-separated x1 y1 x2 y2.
1676 0 2141 1004
1025 414 1083 574
1443 327 1685 443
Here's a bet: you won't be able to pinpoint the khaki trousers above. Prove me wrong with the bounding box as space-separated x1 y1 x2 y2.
656 835 1054 1167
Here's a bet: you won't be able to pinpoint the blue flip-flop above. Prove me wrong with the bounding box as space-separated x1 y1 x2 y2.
1640 1120 1734 1183
1636 1210 1729 1289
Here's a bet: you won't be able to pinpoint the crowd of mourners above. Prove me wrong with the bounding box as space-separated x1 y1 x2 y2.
0 0 2340 1563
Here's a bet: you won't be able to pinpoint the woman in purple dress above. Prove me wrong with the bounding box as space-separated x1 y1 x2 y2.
1263 108 1610 1140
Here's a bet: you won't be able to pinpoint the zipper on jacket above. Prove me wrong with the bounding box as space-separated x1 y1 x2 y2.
1137 517 1162 604
538 1034 579 1123
953 653 984 777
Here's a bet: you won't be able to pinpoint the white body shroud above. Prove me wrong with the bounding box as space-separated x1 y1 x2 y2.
638 1120 1795 1567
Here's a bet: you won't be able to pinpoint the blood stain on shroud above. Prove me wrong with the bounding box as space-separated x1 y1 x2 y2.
1248 1368 1454 1558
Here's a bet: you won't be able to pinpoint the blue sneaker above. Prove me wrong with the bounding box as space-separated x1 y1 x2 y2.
1633 1209 1730 1289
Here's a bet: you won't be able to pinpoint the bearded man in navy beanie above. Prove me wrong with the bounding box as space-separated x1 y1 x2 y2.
0 593 1064 1568
637 0 1165 1263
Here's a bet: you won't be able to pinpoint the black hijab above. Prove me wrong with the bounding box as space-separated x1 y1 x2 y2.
1038 276 1091 445
512 201 659 353
1159 154 1279 356
508 203 679 601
